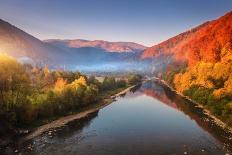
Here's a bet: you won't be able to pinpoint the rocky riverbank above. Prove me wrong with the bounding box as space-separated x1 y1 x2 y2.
153 77 232 136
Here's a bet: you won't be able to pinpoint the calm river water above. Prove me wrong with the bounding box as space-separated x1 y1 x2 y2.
11 81 232 155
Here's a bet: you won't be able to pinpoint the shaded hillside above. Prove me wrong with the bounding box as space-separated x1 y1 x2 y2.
142 11 232 66
0 19 70 65
0 19 149 71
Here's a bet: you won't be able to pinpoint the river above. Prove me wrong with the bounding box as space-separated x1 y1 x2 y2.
9 80 232 154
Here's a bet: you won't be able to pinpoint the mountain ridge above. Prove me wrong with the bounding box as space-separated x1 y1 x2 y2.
0 19 70 65
45 39 146 53
0 18 147 71
142 11 232 66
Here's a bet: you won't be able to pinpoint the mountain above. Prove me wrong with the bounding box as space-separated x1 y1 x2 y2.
45 39 149 72
142 11 232 66
0 19 71 65
0 18 148 71
145 11 232 126
45 39 146 53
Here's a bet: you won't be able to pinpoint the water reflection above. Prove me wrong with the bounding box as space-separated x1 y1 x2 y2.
11 81 232 154
162 85 232 148
127 81 231 151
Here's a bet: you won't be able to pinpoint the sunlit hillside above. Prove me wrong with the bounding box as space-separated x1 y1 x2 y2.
142 11 232 66
148 11 232 125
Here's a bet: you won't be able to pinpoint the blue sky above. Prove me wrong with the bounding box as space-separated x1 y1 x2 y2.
0 0 231 46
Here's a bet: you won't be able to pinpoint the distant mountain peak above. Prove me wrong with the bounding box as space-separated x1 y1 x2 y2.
0 18 148 70
45 39 147 53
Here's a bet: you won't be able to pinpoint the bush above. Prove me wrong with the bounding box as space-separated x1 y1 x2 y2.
101 77 116 91
116 79 127 88
128 74 142 85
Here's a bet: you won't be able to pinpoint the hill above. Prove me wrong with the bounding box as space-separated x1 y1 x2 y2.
0 19 148 71
142 11 232 66
0 19 70 65
45 39 146 53
145 11 232 126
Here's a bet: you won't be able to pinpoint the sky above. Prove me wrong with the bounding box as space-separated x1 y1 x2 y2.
0 0 231 46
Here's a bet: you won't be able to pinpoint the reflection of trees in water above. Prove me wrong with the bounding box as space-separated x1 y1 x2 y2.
160 83 232 148
117 84 142 98
141 82 178 110
54 111 99 139
14 82 231 154
119 93 126 97
139 81 231 148
130 84 142 93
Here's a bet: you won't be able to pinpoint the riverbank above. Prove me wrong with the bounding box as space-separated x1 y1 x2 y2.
19 84 138 143
111 85 138 98
153 77 232 135
9 80 232 155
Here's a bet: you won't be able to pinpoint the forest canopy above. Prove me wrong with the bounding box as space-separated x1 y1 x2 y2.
0 54 140 130
164 46 232 126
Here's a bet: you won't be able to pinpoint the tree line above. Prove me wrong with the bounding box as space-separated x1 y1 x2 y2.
162 47 232 126
0 54 142 131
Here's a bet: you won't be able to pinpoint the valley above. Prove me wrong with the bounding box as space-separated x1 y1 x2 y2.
0 4 231 154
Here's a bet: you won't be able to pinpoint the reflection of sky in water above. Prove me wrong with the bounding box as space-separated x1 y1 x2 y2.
26 81 229 155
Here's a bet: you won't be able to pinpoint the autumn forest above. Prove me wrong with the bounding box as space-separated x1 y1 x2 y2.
0 1 232 154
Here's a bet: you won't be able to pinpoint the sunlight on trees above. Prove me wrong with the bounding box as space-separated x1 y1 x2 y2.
0 54 138 127
54 78 67 92
169 47 232 125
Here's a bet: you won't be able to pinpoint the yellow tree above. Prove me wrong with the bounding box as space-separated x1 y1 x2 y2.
76 76 87 86
69 76 87 88
43 65 50 77
54 78 67 92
